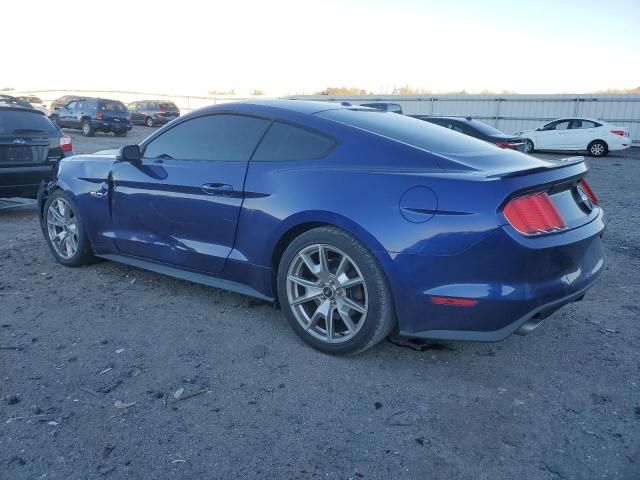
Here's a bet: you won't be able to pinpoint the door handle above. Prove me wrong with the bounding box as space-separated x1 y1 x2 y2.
201 183 234 196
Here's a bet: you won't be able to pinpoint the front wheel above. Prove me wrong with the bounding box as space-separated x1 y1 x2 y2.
146 116 154 127
588 140 608 157
524 139 534 153
277 226 395 355
43 191 96 267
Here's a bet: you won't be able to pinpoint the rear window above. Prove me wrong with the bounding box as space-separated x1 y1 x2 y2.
99 100 127 112
0 110 58 135
468 120 504 136
252 121 336 161
159 103 177 110
317 109 496 155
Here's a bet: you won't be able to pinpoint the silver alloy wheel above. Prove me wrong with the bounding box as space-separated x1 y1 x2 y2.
82 121 90 135
286 244 368 344
525 140 533 153
146 117 153 127
590 143 604 156
46 198 79 260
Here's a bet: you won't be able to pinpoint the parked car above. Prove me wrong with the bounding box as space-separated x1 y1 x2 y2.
53 98 132 137
17 95 48 115
360 102 403 114
0 94 33 109
48 95 87 117
128 100 180 127
515 118 631 157
1 105 72 198
414 116 527 152
38 100 604 355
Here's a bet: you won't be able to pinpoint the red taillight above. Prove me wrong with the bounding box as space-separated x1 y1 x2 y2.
579 179 598 204
159 109 166 113
59 134 72 152
96 112 104 120
610 130 625 136
431 296 478 307
495 141 516 150
504 192 566 235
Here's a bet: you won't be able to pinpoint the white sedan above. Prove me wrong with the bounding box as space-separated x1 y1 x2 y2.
516 118 631 157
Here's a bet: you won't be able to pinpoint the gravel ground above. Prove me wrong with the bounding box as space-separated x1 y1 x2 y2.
1 127 639 479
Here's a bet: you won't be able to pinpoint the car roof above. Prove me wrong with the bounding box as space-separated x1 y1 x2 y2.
201 99 348 116
0 105 46 115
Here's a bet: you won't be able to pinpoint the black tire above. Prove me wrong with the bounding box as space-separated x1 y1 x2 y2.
277 226 395 355
42 190 96 267
145 116 154 127
81 119 94 137
525 139 534 154
588 140 608 157
114 130 128 137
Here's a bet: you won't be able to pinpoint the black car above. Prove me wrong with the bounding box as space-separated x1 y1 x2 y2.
0 106 73 198
48 95 87 117
52 98 132 137
360 102 403 114
128 100 180 127
412 116 526 152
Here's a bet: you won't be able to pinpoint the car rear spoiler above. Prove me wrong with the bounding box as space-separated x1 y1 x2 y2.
487 156 585 179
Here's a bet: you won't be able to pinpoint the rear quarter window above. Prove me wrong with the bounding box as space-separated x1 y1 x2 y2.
317 109 495 155
252 121 336 161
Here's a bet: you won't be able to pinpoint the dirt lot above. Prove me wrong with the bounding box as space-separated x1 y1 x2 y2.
1 127 639 479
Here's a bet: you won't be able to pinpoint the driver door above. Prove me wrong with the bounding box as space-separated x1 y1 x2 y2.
536 120 571 150
109 113 270 274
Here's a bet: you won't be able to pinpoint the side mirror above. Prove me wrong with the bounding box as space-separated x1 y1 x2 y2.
118 145 141 164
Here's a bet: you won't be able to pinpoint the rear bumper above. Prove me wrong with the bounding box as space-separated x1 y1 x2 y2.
90 120 132 132
0 165 55 198
391 208 606 342
152 115 178 124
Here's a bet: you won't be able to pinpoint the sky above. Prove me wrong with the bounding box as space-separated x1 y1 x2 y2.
3 0 639 96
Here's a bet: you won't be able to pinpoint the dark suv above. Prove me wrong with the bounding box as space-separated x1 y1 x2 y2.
128 100 180 127
0 106 73 198
52 98 132 137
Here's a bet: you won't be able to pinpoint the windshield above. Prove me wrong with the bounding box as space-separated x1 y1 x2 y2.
0 110 58 135
317 108 497 155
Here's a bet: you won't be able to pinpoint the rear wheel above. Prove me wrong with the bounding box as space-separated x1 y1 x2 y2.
524 139 534 153
588 140 608 157
43 191 96 267
81 119 94 137
146 116 154 127
277 226 395 355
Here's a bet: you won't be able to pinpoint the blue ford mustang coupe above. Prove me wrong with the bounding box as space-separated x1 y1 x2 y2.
38 100 605 354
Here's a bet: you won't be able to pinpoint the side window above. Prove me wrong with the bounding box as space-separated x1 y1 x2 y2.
143 114 270 161
66 101 77 109
555 121 570 130
76 100 85 111
252 121 336 162
580 120 597 129
148 103 156 110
